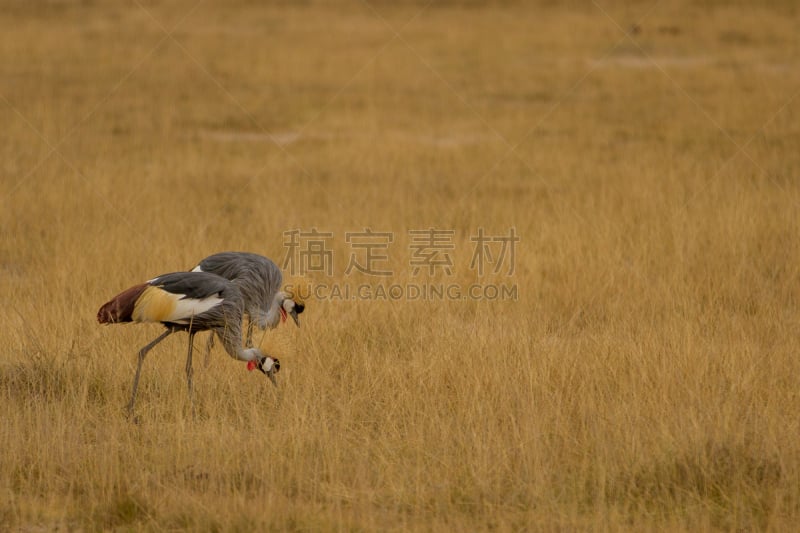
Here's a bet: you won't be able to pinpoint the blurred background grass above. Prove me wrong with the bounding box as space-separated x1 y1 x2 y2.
1 0 799 530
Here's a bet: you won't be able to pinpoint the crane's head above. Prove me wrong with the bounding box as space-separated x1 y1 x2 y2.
246 352 281 387
279 295 304 326
277 283 307 327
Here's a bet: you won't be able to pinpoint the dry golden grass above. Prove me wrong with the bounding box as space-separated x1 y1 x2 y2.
2 1 800 530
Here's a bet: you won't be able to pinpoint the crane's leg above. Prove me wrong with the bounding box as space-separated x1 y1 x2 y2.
186 331 195 416
245 320 255 348
202 331 215 368
128 328 174 416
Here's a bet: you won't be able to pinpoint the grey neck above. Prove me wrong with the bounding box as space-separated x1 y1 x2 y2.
263 291 288 329
217 321 259 362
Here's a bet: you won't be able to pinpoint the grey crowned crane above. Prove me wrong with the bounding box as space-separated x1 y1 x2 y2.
97 271 280 415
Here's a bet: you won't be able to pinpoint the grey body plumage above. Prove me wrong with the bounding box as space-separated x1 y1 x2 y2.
192 252 303 346
194 252 284 329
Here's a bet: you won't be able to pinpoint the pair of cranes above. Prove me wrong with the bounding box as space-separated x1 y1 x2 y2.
97 252 305 415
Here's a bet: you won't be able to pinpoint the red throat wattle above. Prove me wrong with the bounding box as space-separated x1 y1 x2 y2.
247 360 257 371
279 307 287 323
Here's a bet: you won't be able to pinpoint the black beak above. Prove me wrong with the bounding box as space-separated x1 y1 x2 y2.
260 357 280 387
266 367 278 387
289 308 299 326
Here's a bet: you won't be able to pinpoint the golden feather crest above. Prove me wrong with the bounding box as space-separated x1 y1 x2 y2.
255 324 295 359
283 274 311 305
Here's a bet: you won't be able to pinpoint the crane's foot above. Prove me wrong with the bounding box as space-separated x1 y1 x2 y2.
125 407 141 425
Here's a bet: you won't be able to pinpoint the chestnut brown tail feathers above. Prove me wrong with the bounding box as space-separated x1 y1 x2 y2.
97 283 148 324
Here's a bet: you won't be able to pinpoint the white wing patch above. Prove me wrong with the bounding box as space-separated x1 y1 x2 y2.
167 293 224 324
191 265 203 272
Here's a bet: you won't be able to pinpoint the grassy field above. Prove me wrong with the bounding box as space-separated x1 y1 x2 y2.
2 0 800 530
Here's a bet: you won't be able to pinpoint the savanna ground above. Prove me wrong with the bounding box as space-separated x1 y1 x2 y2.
1 0 799 530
